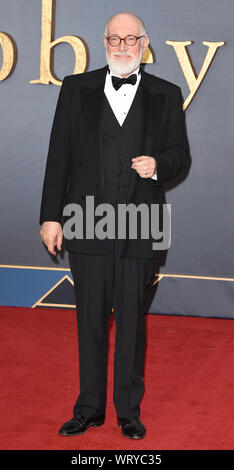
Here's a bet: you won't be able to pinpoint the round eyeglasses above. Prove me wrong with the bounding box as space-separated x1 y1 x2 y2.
105 35 145 47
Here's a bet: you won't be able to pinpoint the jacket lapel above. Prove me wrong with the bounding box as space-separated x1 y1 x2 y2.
80 66 107 194
140 70 166 156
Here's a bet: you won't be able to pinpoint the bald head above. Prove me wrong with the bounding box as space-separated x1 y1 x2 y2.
104 12 147 38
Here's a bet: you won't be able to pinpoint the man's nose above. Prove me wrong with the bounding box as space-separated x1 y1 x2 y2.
118 38 128 51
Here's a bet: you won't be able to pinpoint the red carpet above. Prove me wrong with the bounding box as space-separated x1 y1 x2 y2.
1 305 234 450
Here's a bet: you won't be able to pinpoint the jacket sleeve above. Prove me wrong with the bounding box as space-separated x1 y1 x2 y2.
39 76 71 225
155 86 190 184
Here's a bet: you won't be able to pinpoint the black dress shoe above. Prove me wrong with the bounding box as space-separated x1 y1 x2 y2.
59 413 105 436
117 416 146 439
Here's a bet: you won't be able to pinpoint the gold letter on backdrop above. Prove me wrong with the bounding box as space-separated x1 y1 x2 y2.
30 0 87 85
0 33 15 81
142 46 154 64
166 40 225 109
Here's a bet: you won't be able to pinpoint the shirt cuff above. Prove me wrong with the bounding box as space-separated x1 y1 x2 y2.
150 156 157 180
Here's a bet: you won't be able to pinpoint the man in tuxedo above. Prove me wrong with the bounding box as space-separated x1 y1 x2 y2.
39 12 190 439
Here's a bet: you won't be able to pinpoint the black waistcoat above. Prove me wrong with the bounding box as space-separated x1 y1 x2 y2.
100 83 144 204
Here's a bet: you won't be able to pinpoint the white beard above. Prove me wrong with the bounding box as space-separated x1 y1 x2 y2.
106 45 143 77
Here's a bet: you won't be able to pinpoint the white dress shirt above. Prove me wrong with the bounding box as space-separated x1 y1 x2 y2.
104 65 157 180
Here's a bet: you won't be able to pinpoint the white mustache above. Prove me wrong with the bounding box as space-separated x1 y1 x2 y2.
112 52 134 58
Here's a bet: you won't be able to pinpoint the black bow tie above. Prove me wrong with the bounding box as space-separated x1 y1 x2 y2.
111 73 137 90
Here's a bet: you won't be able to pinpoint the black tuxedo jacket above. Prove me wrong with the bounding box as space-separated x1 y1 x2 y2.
39 64 190 258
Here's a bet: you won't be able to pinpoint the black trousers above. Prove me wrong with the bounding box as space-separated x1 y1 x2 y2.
69 239 158 419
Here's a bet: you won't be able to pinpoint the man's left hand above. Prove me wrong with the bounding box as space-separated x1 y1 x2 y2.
131 156 157 178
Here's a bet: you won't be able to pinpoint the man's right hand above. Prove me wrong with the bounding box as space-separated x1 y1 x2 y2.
40 221 63 256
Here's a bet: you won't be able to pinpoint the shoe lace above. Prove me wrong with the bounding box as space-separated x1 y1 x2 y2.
70 413 86 427
122 416 139 425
